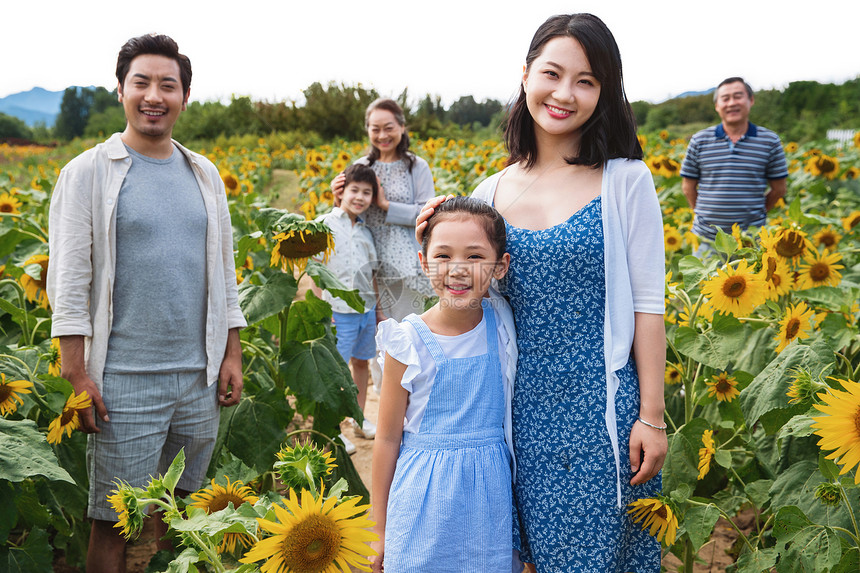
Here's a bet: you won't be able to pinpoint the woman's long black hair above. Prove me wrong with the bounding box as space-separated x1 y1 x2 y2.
504 13 642 169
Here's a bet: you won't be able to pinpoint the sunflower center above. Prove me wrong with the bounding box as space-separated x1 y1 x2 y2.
655 505 668 519
716 379 731 393
281 514 341 573
60 407 76 425
0 203 13 213
818 158 836 173
721 276 746 298
771 274 782 288
809 262 830 282
0 385 12 402
851 216 860 230
775 232 804 258
667 236 678 245
854 407 860 437
785 318 801 339
818 233 836 247
206 493 247 513
278 232 330 260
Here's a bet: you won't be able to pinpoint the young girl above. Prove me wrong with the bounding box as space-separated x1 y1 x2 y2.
418 13 667 572
371 197 517 573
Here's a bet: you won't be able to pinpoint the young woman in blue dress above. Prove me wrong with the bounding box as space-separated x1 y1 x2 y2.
418 13 668 572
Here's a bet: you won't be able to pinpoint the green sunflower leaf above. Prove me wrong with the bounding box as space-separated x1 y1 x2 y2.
304 260 366 313
0 526 52 573
238 272 298 326
0 417 73 484
739 339 834 434
682 504 720 553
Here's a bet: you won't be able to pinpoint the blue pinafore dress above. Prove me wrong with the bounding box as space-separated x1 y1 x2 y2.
501 197 661 572
383 300 513 573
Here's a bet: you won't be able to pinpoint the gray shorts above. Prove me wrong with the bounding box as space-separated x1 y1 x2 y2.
87 370 219 521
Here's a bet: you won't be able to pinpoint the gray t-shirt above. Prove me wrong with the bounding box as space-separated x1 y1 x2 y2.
104 144 208 373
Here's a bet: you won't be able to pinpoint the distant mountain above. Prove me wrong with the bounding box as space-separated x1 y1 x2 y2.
0 87 64 127
0 87 96 127
671 88 715 100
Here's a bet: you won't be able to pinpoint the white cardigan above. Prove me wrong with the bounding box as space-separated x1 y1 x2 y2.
472 158 665 506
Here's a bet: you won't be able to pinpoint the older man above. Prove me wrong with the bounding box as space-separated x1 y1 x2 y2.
680 77 788 245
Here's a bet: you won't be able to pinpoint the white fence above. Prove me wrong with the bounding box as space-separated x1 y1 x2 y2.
827 129 858 146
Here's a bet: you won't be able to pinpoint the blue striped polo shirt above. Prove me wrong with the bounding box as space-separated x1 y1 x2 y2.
680 123 788 240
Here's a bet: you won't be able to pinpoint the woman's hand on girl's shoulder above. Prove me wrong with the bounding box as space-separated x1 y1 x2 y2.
415 194 454 243
330 172 345 206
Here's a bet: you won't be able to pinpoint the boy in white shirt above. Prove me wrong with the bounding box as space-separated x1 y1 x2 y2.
316 164 381 452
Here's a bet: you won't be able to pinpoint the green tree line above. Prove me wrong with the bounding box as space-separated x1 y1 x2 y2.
0 83 504 145
3 77 858 145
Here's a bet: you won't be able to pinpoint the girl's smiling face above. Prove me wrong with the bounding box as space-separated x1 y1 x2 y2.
419 216 509 312
522 35 601 146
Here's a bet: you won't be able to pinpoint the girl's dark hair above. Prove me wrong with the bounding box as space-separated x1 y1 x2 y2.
364 98 415 172
421 196 506 258
116 34 192 97
504 13 642 169
342 163 379 200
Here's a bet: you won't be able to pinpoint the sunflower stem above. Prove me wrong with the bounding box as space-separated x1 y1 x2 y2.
839 481 860 544
285 428 337 448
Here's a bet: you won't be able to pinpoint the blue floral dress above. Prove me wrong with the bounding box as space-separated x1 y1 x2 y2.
501 196 661 572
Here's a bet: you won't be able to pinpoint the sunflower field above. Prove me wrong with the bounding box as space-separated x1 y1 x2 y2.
1 129 859 572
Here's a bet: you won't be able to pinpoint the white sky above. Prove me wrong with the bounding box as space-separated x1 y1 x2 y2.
4 0 859 107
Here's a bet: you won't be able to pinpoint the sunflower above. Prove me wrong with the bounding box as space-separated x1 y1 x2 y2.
759 227 813 265
697 429 716 480
659 157 680 178
759 254 792 300
842 167 860 180
854 131 860 148
659 130 669 140
811 378 860 484
0 192 22 214
627 497 678 545
812 227 842 251
19 254 50 309
275 441 337 492
784 141 799 153
774 302 816 353
240 487 377 573
47 338 62 377
0 373 33 416
107 481 147 539
707 372 740 402
683 230 700 253
663 224 682 253
795 249 844 290
664 363 683 385
806 155 839 179
221 171 241 196
842 211 860 233
270 218 335 274
46 391 92 444
191 478 260 554
701 260 767 317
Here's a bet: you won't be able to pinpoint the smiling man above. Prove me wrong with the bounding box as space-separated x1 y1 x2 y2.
46 34 246 572
680 77 788 250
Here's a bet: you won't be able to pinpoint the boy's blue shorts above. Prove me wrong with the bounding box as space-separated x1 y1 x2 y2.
333 309 377 361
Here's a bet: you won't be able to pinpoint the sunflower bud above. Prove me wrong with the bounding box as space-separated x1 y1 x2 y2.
274 441 337 492
814 482 842 507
